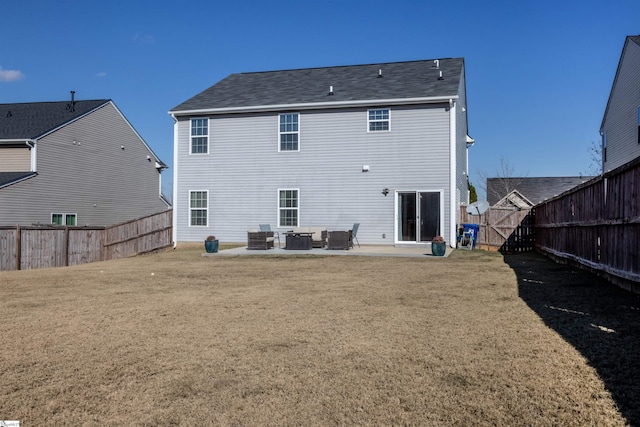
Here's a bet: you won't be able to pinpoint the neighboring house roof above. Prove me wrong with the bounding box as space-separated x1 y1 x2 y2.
0 172 37 189
600 35 640 130
170 58 464 113
0 100 109 140
495 189 534 209
487 176 595 206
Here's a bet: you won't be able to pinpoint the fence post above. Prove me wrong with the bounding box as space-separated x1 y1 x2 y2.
63 226 69 267
15 224 21 271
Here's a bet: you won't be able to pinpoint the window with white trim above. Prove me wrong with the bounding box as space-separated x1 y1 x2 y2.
279 113 299 151
278 189 298 227
189 190 208 226
190 118 209 154
368 109 390 131
51 213 77 226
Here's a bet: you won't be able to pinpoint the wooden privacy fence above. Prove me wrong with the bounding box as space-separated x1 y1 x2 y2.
535 158 640 293
459 206 534 252
0 210 172 271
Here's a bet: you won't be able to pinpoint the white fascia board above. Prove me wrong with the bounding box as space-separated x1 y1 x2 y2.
169 95 458 116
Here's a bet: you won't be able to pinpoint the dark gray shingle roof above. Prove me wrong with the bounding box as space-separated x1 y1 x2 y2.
487 176 595 206
171 58 464 112
0 100 109 140
0 172 37 188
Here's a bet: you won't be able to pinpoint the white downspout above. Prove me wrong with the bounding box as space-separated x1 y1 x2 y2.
171 114 179 248
26 139 36 171
449 100 457 248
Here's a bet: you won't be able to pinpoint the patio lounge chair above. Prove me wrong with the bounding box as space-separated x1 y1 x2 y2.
351 223 360 248
259 224 280 247
247 230 275 250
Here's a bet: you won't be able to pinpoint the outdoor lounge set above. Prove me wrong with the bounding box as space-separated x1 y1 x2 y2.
247 224 359 250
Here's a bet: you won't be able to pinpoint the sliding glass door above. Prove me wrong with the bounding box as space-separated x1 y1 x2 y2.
397 191 442 243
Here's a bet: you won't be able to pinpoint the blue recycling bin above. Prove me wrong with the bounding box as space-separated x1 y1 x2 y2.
461 223 480 249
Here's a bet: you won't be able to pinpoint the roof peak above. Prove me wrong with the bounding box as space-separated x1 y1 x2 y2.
237 58 462 76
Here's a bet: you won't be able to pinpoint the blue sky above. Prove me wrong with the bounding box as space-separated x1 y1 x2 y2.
2 0 639 199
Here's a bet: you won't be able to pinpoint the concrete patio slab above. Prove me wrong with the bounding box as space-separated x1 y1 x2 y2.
202 244 453 258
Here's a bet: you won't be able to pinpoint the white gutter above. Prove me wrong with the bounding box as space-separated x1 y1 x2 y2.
169 95 459 116
171 113 179 248
449 99 457 247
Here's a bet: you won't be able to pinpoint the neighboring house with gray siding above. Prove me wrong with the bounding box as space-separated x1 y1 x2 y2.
601 35 640 173
0 98 170 226
169 59 474 246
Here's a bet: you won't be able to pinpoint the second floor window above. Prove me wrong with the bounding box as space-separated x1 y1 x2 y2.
279 113 299 151
191 118 209 154
368 109 390 132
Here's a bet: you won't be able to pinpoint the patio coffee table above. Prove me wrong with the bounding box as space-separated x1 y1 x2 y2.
283 232 314 250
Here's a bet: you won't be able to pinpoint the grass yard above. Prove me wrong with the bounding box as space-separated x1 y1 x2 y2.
1 246 639 426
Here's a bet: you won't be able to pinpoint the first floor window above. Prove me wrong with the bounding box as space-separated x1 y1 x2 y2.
368 109 390 131
189 191 208 226
279 189 298 227
51 213 77 226
191 118 209 154
279 113 299 151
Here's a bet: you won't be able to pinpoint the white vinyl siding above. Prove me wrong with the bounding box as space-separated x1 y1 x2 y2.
189 190 208 226
174 104 451 243
602 39 640 172
190 118 209 154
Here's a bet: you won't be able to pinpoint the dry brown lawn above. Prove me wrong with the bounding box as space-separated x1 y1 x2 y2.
1 246 639 426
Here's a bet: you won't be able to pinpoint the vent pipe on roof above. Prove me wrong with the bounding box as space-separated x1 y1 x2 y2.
6 110 11 118
438 71 444 80
69 90 76 112
434 59 439 69
328 85 334 96
378 69 383 78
